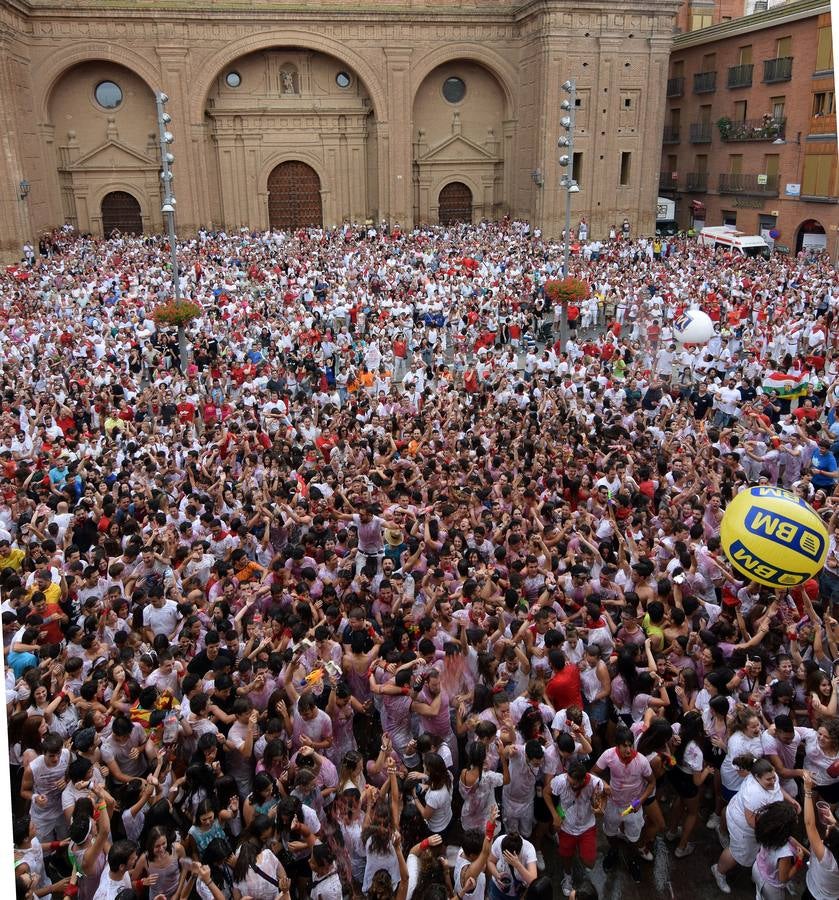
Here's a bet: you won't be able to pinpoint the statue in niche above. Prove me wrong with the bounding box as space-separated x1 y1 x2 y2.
281 70 296 94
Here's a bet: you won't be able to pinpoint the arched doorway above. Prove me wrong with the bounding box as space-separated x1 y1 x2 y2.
267 161 323 229
101 191 142 237
438 182 472 225
795 219 826 254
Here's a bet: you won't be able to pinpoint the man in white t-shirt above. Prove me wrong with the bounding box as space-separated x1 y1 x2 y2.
488 832 539 897
93 840 143 900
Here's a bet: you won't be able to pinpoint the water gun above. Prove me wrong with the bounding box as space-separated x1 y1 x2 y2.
621 799 641 816
299 668 324 688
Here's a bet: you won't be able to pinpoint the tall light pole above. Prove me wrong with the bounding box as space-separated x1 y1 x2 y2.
557 78 579 346
155 91 180 301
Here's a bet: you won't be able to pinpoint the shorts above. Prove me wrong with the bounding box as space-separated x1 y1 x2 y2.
558 826 597 867
668 766 699 800
603 800 644 843
585 699 610 726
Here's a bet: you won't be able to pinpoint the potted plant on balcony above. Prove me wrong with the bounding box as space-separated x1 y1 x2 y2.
152 298 202 373
716 116 732 140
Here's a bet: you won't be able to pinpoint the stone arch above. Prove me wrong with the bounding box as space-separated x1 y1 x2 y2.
795 218 826 254
189 31 387 123
100 190 143 236
90 181 152 236
409 44 518 120
258 151 330 227
36 46 160 124
429 173 482 224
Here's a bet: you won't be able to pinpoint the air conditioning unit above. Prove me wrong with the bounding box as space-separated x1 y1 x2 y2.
752 1 768 12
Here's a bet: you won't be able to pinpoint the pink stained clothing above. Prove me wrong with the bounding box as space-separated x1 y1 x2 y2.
291 705 333 752
326 700 356 767
594 747 653 807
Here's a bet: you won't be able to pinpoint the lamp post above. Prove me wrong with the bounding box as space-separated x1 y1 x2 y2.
557 78 579 346
155 91 180 302
155 91 191 371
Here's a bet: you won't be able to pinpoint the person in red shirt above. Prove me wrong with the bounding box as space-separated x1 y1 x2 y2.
545 649 583 710
176 400 195 423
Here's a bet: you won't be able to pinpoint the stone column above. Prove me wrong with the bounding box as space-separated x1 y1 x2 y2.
382 48 413 228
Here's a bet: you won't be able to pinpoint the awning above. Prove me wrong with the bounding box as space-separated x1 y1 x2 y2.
690 200 706 211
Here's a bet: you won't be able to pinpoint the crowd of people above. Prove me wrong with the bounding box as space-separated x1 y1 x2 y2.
4 219 839 900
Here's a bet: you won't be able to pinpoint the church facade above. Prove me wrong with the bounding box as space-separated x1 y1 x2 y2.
0 0 681 253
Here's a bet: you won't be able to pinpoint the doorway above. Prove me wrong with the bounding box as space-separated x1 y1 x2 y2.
101 191 142 237
267 161 323 229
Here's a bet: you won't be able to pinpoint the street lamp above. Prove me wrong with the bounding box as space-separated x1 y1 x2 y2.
557 78 578 344
155 90 180 302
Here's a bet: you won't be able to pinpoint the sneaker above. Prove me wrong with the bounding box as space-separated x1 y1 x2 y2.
716 826 730 849
674 843 695 859
603 847 619 873
627 854 642 883
707 813 721 830
536 850 545 872
711 864 731 894
665 828 682 842
638 847 654 862
561 875 574 897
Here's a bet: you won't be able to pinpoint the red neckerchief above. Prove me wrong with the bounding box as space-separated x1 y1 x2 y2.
618 749 638 766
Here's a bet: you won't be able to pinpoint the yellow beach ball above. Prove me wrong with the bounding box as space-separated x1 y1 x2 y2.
720 486 828 588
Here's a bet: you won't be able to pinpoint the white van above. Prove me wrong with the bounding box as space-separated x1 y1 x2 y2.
697 226 771 259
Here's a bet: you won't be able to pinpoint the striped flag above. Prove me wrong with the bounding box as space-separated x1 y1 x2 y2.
761 371 808 399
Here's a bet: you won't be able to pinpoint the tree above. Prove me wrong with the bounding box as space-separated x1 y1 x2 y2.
151 299 202 373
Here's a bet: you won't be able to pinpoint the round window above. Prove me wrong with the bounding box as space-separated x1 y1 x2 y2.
442 76 466 104
225 71 242 88
336 71 351 89
94 81 123 109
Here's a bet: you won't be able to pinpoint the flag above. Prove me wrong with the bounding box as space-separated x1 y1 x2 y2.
761 371 808 399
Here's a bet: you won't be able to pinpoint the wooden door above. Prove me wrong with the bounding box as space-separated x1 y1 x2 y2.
101 191 142 237
267 161 323 229
438 181 472 225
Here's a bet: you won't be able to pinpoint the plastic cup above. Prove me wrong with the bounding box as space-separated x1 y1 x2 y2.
817 800 832 824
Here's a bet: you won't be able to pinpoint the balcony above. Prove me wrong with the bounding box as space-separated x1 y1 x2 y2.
693 71 717 93
810 113 837 136
718 116 786 142
686 172 708 192
763 56 793 83
667 76 685 98
727 63 754 88
662 125 681 143
718 173 779 195
690 123 713 143
659 172 679 192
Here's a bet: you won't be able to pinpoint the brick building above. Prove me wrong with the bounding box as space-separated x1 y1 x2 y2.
660 0 838 255
675 0 746 34
0 0 683 257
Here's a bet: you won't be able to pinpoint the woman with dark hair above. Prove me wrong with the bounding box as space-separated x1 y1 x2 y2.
635 715 674 861
232 815 287 900
405 751 453 839
751 801 802 900
459 740 509 832
274 795 317 899
711 756 798 894
186 799 228 861
666 710 715 858
243 772 279 827
135 825 185 899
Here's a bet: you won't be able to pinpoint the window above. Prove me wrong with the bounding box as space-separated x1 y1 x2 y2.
813 91 835 116
619 152 631 185
729 154 743 174
225 71 241 88
738 46 753 65
672 60 685 78
723 211 737 227
700 104 712 125
734 100 747 122
624 98 632 108
763 154 779 180
770 96 786 119
775 36 792 59
335 72 351 88
691 13 712 30
572 152 583 186
442 77 466 103
816 26 833 72
702 52 716 71
802 154 834 196
94 81 122 109
695 154 708 173
670 108 681 128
